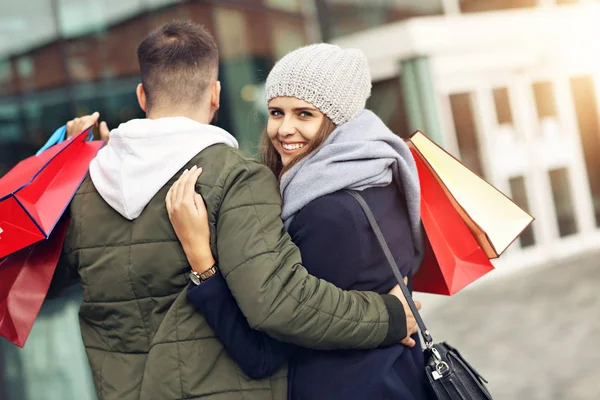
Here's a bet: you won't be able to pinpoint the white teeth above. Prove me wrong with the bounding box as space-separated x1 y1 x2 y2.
282 143 304 150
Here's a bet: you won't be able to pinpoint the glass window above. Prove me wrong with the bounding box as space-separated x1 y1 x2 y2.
493 87 513 125
548 167 579 237
0 60 13 95
508 176 536 247
1 0 315 169
0 102 20 138
570 75 600 226
449 92 486 178
532 81 557 119
67 37 100 83
104 18 153 77
318 0 444 39
214 7 251 60
0 0 56 58
459 0 536 13
17 55 38 92
270 13 309 60
57 0 109 38
214 7 264 153
265 0 302 12
367 77 411 138
147 1 209 31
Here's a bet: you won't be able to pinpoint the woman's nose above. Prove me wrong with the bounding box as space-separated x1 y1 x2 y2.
278 118 296 136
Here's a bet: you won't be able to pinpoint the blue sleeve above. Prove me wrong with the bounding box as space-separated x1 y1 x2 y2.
187 272 295 379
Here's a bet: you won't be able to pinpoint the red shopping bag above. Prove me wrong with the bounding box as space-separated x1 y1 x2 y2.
0 128 104 259
408 131 534 259
0 217 69 347
411 147 495 295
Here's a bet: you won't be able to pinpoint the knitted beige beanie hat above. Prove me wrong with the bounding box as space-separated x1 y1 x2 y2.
265 43 372 126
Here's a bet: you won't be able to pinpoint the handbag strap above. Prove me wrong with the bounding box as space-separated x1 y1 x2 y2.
345 190 434 347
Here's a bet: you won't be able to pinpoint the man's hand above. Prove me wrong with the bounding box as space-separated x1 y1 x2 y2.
388 279 422 348
65 111 110 141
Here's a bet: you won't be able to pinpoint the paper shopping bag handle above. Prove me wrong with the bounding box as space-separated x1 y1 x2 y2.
36 125 94 156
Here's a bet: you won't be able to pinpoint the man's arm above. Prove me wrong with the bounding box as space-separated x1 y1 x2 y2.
215 158 406 350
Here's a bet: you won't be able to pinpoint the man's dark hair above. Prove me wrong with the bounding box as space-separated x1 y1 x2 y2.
137 21 219 111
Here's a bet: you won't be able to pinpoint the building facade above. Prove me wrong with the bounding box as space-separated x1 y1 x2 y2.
334 0 600 275
0 0 318 176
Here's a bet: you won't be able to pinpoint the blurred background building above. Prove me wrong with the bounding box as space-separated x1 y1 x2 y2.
1 0 600 399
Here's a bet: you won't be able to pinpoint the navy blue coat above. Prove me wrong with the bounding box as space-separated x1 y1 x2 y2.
188 183 427 399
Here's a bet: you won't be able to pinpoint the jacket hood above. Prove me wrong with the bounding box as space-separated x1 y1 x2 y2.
89 117 238 220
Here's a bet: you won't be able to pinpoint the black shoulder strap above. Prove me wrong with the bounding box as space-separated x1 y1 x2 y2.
345 190 433 346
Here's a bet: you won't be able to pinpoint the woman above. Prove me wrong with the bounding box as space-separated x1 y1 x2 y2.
167 43 428 399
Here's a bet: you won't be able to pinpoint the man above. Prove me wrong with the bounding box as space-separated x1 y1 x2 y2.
52 21 421 400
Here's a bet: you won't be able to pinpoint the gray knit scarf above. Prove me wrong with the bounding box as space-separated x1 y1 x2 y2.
280 109 423 259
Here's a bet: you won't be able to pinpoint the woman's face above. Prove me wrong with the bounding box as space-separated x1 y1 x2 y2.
267 97 325 167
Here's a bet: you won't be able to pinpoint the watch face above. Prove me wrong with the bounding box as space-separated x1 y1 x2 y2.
189 271 202 285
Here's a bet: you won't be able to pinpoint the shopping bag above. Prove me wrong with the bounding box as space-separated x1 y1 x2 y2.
410 149 495 295
408 131 534 258
0 217 69 347
0 127 104 259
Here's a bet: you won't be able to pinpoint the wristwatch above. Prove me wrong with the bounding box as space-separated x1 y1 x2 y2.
189 264 219 285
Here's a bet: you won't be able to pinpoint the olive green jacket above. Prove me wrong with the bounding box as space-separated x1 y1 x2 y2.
51 144 404 400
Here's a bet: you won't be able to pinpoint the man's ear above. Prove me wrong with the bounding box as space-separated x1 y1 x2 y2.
136 83 148 113
210 81 221 111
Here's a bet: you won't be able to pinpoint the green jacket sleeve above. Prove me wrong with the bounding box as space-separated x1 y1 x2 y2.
215 157 405 350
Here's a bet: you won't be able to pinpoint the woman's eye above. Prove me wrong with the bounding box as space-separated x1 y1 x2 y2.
269 110 283 116
299 111 312 118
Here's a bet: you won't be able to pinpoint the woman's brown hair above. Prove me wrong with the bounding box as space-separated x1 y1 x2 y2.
260 116 337 179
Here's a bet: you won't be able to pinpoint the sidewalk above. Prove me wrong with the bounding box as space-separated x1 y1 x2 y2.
417 250 600 400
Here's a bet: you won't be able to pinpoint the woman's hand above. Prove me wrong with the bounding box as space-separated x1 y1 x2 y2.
166 166 215 273
388 280 422 348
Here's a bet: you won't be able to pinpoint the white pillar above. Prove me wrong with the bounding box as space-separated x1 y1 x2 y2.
441 0 461 15
509 75 560 256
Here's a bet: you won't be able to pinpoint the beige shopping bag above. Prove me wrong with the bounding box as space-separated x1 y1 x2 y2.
408 131 534 258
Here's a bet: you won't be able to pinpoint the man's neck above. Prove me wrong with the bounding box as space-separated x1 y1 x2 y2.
146 108 213 125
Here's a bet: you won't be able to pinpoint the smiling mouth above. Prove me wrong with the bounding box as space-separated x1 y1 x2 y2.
281 143 305 151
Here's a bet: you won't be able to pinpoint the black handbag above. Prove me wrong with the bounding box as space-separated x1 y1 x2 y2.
346 190 493 400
